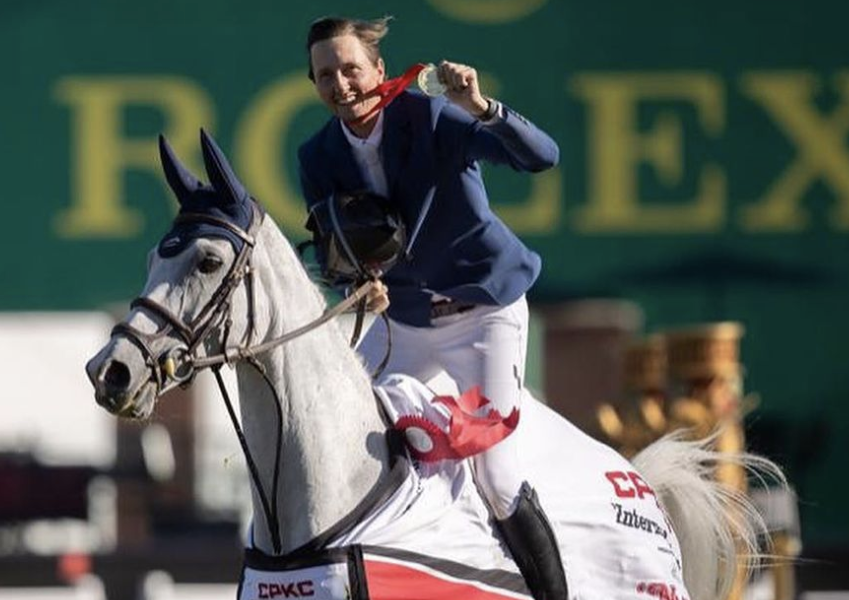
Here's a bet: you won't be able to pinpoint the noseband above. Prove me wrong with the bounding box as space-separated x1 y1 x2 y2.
112 215 256 393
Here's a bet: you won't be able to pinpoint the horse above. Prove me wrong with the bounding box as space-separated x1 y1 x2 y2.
87 130 779 600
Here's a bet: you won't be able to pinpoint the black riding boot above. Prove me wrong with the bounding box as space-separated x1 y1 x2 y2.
495 482 569 600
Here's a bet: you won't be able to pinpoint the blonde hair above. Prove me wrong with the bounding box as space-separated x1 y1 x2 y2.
306 16 392 81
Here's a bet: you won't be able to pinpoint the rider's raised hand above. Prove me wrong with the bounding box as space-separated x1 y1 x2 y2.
437 60 490 119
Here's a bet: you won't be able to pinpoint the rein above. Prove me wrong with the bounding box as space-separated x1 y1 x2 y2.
111 203 384 555
192 279 375 370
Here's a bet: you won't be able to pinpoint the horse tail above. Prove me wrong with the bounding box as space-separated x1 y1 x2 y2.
632 430 785 600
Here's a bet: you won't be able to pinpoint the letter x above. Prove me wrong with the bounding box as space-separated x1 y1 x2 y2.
741 72 849 229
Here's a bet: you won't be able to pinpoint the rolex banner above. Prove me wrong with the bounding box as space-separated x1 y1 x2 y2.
1 0 846 547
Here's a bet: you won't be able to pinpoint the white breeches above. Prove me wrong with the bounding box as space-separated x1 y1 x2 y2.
358 296 529 519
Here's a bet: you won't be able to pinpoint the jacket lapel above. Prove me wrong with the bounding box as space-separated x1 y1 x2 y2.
324 119 368 192
380 94 441 256
382 100 413 197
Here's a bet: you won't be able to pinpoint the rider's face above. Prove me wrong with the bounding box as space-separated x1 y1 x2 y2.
310 34 385 128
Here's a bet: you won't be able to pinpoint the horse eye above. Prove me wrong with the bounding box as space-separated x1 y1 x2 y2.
198 254 224 274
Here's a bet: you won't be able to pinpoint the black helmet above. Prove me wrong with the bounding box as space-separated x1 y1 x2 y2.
305 191 407 284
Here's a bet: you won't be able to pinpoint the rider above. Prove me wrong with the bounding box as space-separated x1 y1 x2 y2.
298 16 566 599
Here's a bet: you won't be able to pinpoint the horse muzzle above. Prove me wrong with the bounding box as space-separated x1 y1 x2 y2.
86 340 159 418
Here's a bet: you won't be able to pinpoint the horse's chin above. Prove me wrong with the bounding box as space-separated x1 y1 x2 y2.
98 380 158 420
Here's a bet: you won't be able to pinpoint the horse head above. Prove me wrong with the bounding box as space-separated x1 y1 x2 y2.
86 129 267 418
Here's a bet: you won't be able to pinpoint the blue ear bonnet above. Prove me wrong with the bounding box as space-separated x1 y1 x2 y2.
158 189 255 257
157 130 262 258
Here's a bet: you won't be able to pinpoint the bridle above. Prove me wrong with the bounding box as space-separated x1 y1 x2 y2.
110 200 377 554
113 202 375 392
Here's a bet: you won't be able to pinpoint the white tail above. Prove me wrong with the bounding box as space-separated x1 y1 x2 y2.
633 430 786 600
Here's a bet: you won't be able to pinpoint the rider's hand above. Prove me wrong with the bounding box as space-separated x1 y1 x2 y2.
437 60 490 118
366 280 390 314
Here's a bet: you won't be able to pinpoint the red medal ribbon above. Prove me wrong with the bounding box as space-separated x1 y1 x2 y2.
348 63 427 125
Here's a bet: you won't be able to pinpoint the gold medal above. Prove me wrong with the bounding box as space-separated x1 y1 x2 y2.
417 63 447 97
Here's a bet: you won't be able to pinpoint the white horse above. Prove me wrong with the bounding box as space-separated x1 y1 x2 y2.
87 131 779 600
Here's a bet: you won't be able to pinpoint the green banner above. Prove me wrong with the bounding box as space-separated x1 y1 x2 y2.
2 0 847 546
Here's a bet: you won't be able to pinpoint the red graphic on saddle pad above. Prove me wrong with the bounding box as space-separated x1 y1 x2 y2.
365 557 527 599
395 386 519 462
636 581 689 600
605 470 656 500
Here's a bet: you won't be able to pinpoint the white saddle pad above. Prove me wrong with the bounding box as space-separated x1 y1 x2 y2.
337 373 692 600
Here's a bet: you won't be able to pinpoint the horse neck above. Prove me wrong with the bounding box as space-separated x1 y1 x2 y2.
235 222 390 554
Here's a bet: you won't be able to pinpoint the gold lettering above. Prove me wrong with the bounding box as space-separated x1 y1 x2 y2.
233 74 317 235
426 0 548 24
495 169 563 234
571 72 725 233
53 76 214 238
480 74 562 233
739 72 849 231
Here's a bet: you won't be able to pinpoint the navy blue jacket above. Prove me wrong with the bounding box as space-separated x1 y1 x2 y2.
298 90 559 327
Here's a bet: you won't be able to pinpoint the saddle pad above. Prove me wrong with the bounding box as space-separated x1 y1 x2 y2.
239 545 529 600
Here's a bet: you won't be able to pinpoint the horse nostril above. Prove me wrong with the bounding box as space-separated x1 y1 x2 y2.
103 360 131 393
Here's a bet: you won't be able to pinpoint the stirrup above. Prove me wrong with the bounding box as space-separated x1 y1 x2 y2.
495 482 569 600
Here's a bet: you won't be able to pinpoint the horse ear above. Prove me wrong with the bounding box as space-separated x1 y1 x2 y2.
200 128 247 205
159 134 201 204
